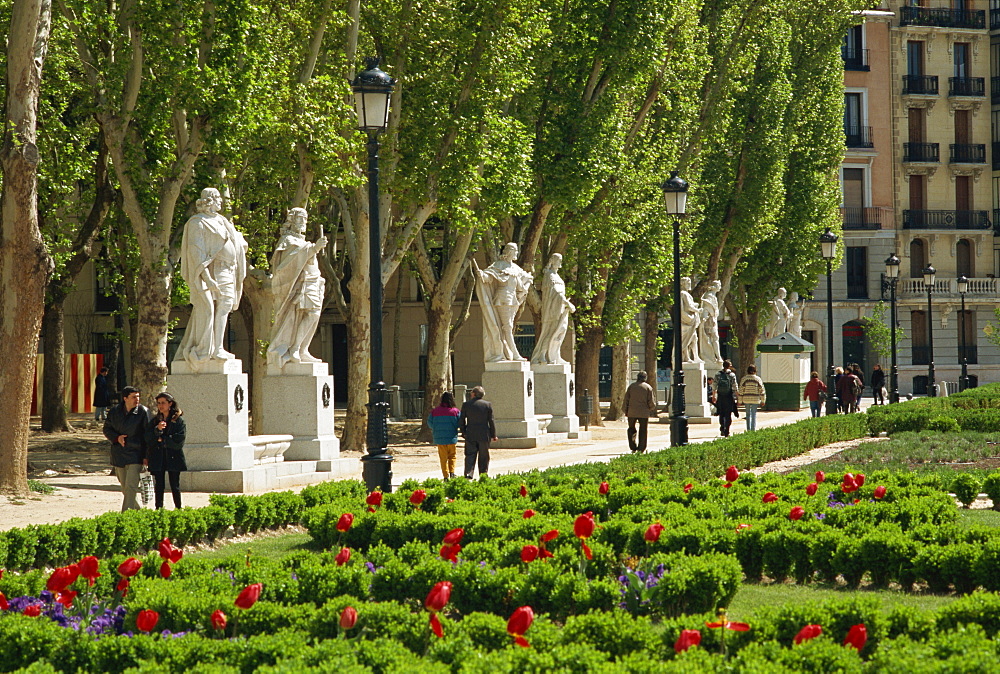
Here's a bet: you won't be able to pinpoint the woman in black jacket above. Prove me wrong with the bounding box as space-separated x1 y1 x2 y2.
146 392 187 509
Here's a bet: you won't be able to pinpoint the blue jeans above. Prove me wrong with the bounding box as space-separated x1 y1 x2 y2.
810 400 822 417
744 404 758 431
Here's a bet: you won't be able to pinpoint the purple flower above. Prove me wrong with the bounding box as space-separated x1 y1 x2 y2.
814 513 826 520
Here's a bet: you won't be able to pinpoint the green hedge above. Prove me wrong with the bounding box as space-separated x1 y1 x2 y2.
865 383 1000 434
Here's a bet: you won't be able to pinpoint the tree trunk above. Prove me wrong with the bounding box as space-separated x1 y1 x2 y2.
341 221 371 450
0 0 53 496
644 308 660 375
575 324 605 427
729 307 760 377
41 301 72 432
132 265 171 401
418 298 453 442
239 272 271 435
605 341 630 421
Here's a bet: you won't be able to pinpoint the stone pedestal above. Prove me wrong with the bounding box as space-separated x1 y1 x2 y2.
682 361 713 423
167 359 255 471
260 361 340 467
531 363 583 438
482 360 541 447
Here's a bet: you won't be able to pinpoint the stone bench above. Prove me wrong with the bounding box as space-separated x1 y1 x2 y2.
248 434 293 464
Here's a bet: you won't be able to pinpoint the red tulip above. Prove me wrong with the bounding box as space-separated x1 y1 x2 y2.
211 610 227 630
762 492 778 504
789 506 805 521
56 590 77 608
23 604 41 617
425 581 452 613
725 466 739 482
539 547 554 559
674 629 702 653
366 491 383 507
540 530 559 542
573 512 595 539
0 592 8 611
439 544 461 563
521 545 539 563
874 485 887 500
523 509 536 519
442 528 465 545
234 583 262 610
339 606 358 630
117 578 130 594
644 523 665 543
683 483 693 494
335 547 351 566
855 473 866 487
118 557 142 577
843 623 867 651
598 481 610 495
706 619 750 631
507 606 533 647
736 523 752 532
581 542 593 560
78 556 101 585
160 561 172 579
47 565 80 593
429 613 444 638
794 624 823 645
815 470 826 483
136 609 159 632
158 538 174 560
519 485 528 497
806 482 818 496
336 513 354 532
842 473 857 491
410 490 427 506
723 482 733 489
169 549 183 563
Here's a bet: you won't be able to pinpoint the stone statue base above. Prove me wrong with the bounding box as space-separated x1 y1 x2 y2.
682 361 713 424
167 359 255 471
260 361 342 462
531 362 583 438
482 360 550 448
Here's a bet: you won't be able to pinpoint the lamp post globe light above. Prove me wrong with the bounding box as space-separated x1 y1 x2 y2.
662 171 689 447
820 228 839 415
923 264 936 397
885 254 900 403
958 275 969 392
352 58 396 492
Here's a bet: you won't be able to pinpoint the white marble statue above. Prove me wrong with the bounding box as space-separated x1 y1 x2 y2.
175 187 249 371
765 287 792 338
531 253 575 365
787 291 803 338
680 277 701 363
698 280 723 366
267 208 327 368
472 242 533 362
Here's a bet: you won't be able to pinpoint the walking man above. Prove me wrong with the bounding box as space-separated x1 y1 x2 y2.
93 366 111 422
623 371 657 453
460 386 497 479
102 386 151 511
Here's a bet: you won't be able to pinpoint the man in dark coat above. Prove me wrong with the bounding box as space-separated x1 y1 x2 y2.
93 367 111 422
623 371 657 453
103 386 150 511
460 386 497 479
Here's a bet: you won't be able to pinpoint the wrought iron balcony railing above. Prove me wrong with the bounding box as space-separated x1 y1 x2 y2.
950 143 986 163
900 6 985 29
949 77 985 97
903 142 939 162
902 75 939 95
842 47 870 71
845 125 873 148
903 210 991 230
840 207 883 230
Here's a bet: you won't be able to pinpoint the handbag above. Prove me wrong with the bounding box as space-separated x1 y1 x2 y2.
139 472 155 506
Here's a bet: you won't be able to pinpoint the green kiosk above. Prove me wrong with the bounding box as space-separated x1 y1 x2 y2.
756 332 814 411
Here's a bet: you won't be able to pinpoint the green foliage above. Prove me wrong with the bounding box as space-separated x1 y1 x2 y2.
861 302 907 361
983 472 1000 512
952 473 981 509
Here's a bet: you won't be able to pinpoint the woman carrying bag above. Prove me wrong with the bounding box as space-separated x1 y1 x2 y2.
146 392 187 509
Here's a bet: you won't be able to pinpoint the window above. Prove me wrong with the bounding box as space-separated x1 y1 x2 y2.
846 247 868 299
909 239 926 278
907 42 924 76
908 108 924 143
843 168 865 208
960 310 978 364
911 310 929 365
954 42 969 78
957 239 975 277
844 25 863 53
844 93 864 143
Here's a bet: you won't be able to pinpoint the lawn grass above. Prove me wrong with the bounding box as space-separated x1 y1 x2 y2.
187 531 316 563
957 509 1000 528
727 582 960 621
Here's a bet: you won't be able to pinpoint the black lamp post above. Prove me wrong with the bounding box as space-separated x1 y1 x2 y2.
923 264 936 396
820 228 839 415
352 58 396 492
958 275 969 392
662 171 689 447
885 254 900 403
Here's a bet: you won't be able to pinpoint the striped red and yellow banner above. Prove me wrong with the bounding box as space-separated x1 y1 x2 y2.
31 354 105 415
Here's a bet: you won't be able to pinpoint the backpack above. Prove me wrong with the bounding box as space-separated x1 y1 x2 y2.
715 370 733 394
850 376 863 398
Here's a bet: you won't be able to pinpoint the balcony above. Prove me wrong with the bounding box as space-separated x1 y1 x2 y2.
840 207 883 230
899 6 985 29
842 47 870 71
949 143 986 164
949 77 985 97
903 142 940 162
902 75 939 95
844 125 873 148
897 277 994 297
902 209 991 229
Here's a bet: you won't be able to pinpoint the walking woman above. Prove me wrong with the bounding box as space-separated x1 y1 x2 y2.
738 365 766 431
428 391 461 479
146 392 187 509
